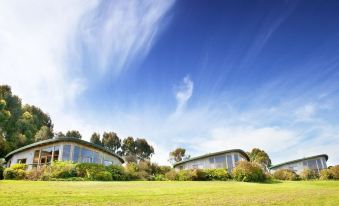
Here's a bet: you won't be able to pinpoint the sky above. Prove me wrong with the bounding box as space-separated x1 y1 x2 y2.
0 0 339 165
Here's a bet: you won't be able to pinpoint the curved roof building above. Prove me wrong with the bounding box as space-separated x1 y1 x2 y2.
173 149 250 172
269 154 328 174
5 137 124 169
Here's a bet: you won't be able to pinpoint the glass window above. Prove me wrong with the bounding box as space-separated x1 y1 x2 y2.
316 159 322 170
92 151 99 163
104 160 113 166
303 161 307 166
33 150 40 165
53 146 59 162
81 148 93 163
40 147 53 164
17 159 26 164
209 157 215 164
234 154 239 163
73 146 80 162
62 145 71 161
215 155 226 168
226 154 233 172
307 159 318 172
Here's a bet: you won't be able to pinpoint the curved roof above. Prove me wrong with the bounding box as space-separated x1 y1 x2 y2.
269 154 328 169
5 137 124 163
173 149 250 167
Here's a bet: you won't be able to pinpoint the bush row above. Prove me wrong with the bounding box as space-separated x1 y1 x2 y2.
273 165 339 181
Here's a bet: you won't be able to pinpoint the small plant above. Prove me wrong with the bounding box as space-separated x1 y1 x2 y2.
273 169 299 181
50 161 77 178
106 165 127 181
232 161 266 182
3 168 16 179
165 170 178 181
93 171 113 181
204 169 231 181
300 169 318 180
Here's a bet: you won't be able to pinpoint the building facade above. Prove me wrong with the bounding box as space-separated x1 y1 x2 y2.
173 149 250 173
269 154 328 174
5 137 124 170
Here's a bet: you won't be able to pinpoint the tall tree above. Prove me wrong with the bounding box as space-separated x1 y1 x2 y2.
247 148 272 171
135 138 154 160
121 136 136 156
55 131 66 138
34 126 53 142
121 137 154 162
66 130 82 139
169 147 189 163
90 132 102 146
102 132 121 152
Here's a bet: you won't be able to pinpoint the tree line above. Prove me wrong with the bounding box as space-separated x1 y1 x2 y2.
0 85 154 162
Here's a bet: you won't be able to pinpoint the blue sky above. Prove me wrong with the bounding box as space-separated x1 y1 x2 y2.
1 0 339 165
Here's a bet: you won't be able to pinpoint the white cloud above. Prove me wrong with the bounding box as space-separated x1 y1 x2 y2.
79 0 175 74
173 75 194 115
295 104 316 120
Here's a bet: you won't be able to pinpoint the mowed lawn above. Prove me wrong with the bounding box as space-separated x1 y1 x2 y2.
0 180 339 205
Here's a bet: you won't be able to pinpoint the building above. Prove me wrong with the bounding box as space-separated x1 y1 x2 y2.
173 149 250 172
5 137 124 169
269 154 328 174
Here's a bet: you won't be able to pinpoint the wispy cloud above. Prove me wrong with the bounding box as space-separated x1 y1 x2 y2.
173 75 194 115
78 0 175 75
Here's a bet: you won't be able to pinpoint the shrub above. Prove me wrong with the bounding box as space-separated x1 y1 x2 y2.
0 165 4 180
300 169 318 180
93 171 113 181
178 169 198 181
11 163 27 171
75 163 106 180
330 165 339 180
3 168 16 179
154 174 166 181
232 161 266 182
273 169 299 181
319 169 332 180
125 162 141 180
50 161 77 178
204 169 231 181
165 170 178 181
25 166 50 181
106 165 126 181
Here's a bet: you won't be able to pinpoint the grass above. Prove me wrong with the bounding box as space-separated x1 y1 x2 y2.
0 180 339 205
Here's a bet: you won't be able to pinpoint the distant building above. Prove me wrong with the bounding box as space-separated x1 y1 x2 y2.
269 154 328 174
173 149 250 173
5 137 124 170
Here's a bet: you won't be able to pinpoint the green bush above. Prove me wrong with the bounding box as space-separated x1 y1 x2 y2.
105 165 126 181
25 165 50 181
330 165 339 179
0 165 4 180
50 161 77 178
11 163 27 170
273 169 299 181
319 165 339 180
154 174 166 181
178 169 199 181
93 171 113 181
232 161 266 182
204 169 231 181
300 169 318 180
165 170 178 180
3 168 16 179
75 163 106 180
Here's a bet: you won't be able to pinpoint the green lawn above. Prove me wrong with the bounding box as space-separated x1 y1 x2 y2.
0 180 339 205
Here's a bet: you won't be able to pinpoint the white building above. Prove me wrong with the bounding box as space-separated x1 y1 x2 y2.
5 137 124 170
173 149 250 173
269 154 328 174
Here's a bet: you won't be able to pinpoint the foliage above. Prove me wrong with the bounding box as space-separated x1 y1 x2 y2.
169 147 191 164
0 164 3 180
165 170 178 180
3 167 25 180
94 171 113 181
121 137 154 162
10 163 27 170
135 138 154 160
25 166 50 181
154 174 166 181
273 169 299 181
300 169 318 180
247 148 271 171
90 132 102 146
35 126 53 142
50 161 77 178
102 132 121 152
232 161 266 182
320 165 339 180
204 168 231 181
330 165 339 179
177 169 201 181
75 163 106 180
105 165 127 181
0 85 53 158
65 130 82 139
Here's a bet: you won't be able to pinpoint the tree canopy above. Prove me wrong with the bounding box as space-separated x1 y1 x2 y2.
65 130 82 139
90 132 102 146
102 132 121 152
169 147 190 164
121 137 154 163
247 148 272 171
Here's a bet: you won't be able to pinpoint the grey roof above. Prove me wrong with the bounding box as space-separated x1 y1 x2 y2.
269 154 328 169
173 149 250 167
5 137 124 163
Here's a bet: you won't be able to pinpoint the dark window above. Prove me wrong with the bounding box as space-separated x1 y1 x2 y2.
215 155 226 168
226 155 233 173
17 159 26 164
234 154 239 163
53 146 59 162
40 147 53 164
316 159 322 170
307 159 318 172
33 150 40 166
81 148 93 163
209 157 214 164
73 146 80 162
62 145 71 161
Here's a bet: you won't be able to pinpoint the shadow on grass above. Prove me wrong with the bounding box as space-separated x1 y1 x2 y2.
257 180 283 184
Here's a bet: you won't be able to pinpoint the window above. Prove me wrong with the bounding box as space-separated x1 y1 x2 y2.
209 157 215 164
226 154 233 173
17 159 26 164
307 159 318 172
316 159 322 170
73 146 80 162
215 155 226 168
92 151 99 163
62 145 71 161
40 147 53 164
104 160 113 166
234 154 239 163
81 148 93 163
53 146 59 162
33 150 40 166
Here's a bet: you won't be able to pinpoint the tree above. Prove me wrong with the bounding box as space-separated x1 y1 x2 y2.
34 126 53 142
169 147 190 164
247 148 271 171
90 132 102 145
66 130 82 139
55 131 66 138
135 138 154 160
121 136 136 156
102 132 121 152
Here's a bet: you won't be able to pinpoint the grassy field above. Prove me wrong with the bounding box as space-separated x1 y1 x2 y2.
0 180 339 205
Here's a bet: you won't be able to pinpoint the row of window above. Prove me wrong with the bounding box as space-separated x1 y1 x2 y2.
303 158 326 173
187 153 242 172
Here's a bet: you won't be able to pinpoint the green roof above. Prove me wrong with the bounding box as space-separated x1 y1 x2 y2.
173 149 250 167
5 137 124 163
269 154 328 169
